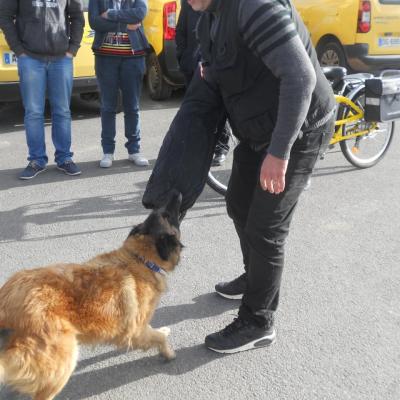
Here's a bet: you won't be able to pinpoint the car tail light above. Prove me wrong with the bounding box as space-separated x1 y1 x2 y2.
358 0 371 33
163 1 177 40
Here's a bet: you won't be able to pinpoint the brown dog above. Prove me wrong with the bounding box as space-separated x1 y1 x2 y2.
0 191 183 400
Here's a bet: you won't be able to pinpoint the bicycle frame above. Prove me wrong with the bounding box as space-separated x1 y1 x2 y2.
330 77 377 145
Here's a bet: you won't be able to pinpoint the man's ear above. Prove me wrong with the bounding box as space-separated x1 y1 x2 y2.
155 234 182 260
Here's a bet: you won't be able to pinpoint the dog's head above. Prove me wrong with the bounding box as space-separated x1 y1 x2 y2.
127 190 183 271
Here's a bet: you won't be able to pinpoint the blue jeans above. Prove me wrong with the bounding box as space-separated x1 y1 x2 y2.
17 55 74 167
95 56 145 155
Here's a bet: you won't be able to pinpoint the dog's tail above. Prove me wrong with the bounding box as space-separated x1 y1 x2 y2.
0 331 79 398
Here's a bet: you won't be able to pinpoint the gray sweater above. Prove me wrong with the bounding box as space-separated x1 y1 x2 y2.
0 0 85 61
236 0 331 159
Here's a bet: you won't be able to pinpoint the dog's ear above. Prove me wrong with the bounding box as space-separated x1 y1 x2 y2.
155 234 183 261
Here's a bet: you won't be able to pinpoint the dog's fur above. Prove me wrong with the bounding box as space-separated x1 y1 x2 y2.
0 192 183 400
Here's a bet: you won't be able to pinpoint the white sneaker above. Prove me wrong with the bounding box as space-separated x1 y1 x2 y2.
128 152 149 167
100 153 114 168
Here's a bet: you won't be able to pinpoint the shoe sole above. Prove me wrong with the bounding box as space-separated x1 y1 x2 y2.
129 161 149 167
19 168 46 180
57 167 82 176
215 290 243 300
100 163 112 168
207 330 277 354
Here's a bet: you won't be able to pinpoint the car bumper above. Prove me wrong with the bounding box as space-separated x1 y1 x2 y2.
158 40 184 87
0 76 98 103
344 44 400 72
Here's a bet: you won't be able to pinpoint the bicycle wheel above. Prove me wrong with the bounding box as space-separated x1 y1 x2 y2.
206 132 238 196
339 87 395 168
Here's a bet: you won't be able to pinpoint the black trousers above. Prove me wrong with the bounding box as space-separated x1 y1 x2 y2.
226 117 335 326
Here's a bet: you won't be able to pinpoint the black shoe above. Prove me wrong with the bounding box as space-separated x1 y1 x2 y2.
215 273 246 300
205 317 276 354
211 151 227 166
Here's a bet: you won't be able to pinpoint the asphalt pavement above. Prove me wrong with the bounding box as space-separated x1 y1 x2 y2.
0 91 399 400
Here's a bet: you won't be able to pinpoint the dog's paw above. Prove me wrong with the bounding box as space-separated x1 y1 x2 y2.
162 347 176 361
157 326 171 337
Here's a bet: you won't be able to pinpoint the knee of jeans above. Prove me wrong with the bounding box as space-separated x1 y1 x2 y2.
52 107 71 117
25 108 44 119
101 104 118 113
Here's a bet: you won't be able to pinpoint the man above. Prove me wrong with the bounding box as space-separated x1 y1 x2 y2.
0 0 85 179
144 0 336 353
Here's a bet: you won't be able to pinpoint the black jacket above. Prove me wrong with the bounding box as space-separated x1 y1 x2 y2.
197 0 335 151
0 0 85 60
175 0 201 75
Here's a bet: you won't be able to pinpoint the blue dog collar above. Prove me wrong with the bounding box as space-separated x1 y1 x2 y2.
144 260 166 276
133 254 167 276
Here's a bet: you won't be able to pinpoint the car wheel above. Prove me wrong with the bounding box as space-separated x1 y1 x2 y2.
317 40 347 69
146 53 173 101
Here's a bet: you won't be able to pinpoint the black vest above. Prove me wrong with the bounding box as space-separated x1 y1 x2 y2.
197 0 335 151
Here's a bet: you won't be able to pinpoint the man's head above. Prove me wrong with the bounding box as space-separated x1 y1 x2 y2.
187 0 212 12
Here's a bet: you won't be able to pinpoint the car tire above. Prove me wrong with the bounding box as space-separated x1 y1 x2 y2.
146 52 173 101
317 40 348 69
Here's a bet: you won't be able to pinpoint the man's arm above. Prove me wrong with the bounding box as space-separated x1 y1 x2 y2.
104 0 147 24
239 0 316 161
67 0 85 55
0 0 25 56
239 0 316 193
88 0 121 32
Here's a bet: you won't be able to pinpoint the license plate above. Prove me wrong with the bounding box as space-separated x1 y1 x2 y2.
378 37 400 47
3 51 17 65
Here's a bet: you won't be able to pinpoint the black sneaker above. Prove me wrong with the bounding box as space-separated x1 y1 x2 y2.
215 273 247 300
19 161 46 180
205 317 276 354
57 160 81 176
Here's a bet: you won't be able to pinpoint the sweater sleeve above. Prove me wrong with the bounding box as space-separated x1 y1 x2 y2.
238 0 316 159
0 0 25 55
88 0 121 33
67 0 85 55
106 0 147 24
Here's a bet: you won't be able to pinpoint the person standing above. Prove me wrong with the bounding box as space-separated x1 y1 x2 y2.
175 0 230 166
89 0 150 169
0 0 84 179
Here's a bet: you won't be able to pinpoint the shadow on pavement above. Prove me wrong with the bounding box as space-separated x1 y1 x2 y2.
0 185 227 243
0 159 154 191
0 293 236 400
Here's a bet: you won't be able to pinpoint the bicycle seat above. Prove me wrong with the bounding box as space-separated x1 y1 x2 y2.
322 66 347 85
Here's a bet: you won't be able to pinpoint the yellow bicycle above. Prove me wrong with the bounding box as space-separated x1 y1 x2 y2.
207 66 395 196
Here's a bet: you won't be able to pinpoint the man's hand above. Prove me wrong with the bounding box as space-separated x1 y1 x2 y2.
260 153 288 195
127 23 141 30
101 11 108 18
66 52 74 58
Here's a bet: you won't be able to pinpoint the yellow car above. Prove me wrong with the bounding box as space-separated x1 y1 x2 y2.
0 0 97 105
143 0 184 100
293 0 400 72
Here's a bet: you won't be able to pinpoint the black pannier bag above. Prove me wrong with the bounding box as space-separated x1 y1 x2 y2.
365 72 400 122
